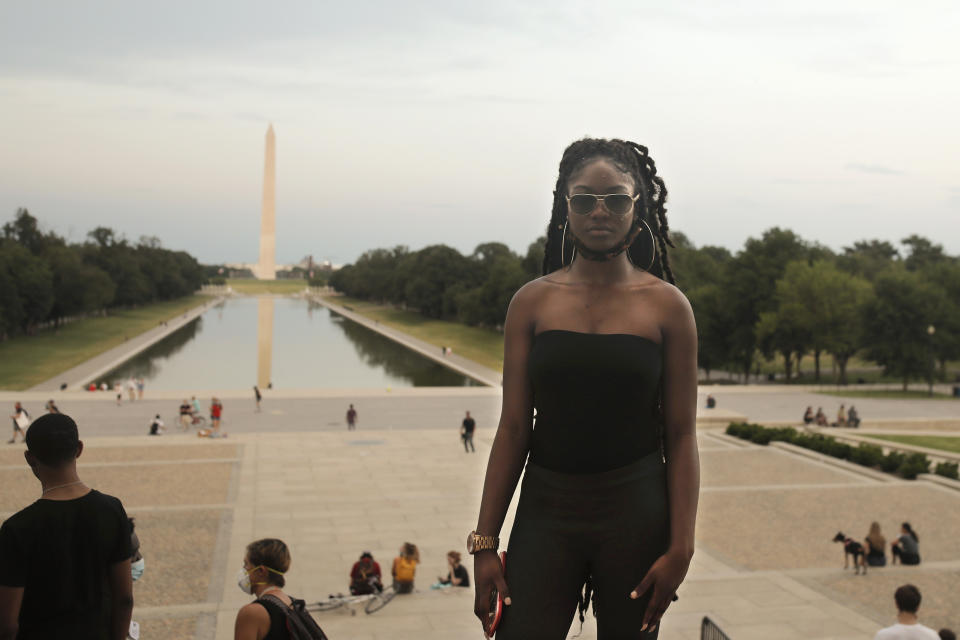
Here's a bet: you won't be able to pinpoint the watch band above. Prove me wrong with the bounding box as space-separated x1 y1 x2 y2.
468 531 500 554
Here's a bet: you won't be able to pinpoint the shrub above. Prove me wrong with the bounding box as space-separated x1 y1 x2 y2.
827 440 853 460
850 443 885 468
934 461 959 480
881 451 906 473
896 453 930 480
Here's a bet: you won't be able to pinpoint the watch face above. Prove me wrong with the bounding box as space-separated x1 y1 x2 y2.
466 532 476 553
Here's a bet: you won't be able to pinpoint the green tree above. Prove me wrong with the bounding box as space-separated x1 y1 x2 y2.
1 208 50 255
0 242 54 333
902 235 950 272
520 237 546 279
44 245 115 320
402 245 474 318
769 260 872 383
687 283 734 379
457 256 529 328
862 269 948 390
721 228 811 380
837 240 900 282
918 261 960 376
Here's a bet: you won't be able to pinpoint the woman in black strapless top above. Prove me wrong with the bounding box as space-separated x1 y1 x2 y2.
470 138 699 639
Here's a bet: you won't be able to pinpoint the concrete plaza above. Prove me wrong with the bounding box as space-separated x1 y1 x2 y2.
3 390 959 639
3 297 960 638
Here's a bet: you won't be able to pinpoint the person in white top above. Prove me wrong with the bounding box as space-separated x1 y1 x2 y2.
873 584 939 640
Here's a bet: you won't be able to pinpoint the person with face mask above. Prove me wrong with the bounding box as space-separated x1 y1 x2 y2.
234 538 296 640
0 413 134 639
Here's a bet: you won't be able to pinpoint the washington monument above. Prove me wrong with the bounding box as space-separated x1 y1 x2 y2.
256 124 276 280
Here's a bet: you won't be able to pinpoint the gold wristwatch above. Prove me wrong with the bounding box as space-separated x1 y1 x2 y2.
466 530 499 554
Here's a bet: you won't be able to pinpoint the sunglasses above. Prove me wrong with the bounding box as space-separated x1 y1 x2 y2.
566 193 640 216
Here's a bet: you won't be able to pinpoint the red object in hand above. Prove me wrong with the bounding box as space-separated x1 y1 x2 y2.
487 551 507 636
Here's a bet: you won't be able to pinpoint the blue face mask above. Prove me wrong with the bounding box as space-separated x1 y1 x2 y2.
131 558 145 582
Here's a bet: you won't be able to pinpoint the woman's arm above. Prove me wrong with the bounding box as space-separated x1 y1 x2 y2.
473 285 537 624
633 284 700 633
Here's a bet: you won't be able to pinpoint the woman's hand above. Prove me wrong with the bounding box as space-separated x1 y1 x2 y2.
630 548 691 633
473 551 510 636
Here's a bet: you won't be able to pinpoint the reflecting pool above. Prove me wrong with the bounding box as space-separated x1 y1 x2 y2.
102 297 480 389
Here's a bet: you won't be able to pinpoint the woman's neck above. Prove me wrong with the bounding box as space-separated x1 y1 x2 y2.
254 584 281 598
566 253 635 285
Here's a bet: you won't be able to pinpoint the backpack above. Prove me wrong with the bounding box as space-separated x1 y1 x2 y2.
259 594 329 640
395 556 416 582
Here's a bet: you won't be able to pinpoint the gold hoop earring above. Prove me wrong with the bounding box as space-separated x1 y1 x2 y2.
638 219 656 272
561 219 571 266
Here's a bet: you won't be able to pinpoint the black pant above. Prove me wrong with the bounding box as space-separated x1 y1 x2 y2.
892 546 920 565
463 434 475 452
499 452 669 640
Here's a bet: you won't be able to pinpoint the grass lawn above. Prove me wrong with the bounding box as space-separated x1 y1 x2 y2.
0 295 208 390
226 279 308 295
324 296 504 372
866 435 960 454
816 389 957 400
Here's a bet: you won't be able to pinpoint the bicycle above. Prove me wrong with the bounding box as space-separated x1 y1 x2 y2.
307 583 397 615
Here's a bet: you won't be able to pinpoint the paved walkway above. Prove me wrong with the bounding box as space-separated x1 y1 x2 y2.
27 298 222 392
310 295 503 387
7 417 958 638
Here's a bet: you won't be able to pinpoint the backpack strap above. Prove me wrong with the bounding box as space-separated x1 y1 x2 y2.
259 594 329 640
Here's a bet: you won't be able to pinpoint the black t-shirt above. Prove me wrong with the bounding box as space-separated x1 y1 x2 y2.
0 490 132 639
453 564 470 587
462 418 475 434
179 403 192 415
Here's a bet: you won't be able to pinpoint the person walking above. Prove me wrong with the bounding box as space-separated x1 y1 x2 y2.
0 413 134 639
210 398 223 435
461 411 476 453
45 399 60 414
873 584 939 639
254 386 262 412
346 404 357 431
9 402 29 444
136 378 145 401
471 138 698 638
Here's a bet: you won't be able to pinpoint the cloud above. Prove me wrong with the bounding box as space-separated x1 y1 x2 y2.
845 163 904 176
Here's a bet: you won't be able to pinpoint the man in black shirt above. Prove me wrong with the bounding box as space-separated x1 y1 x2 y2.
0 413 133 640
461 411 476 453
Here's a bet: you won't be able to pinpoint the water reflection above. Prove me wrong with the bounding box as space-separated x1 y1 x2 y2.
100 297 478 389
257 297 274 388
329 310 480 387
101 317 202 382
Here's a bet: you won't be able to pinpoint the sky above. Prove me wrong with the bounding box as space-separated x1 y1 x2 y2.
1 1 958 266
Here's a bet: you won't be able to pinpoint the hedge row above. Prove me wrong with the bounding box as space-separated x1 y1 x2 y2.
725 422 960 481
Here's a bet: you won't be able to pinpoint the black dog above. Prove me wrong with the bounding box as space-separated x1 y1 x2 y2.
833 532 866 574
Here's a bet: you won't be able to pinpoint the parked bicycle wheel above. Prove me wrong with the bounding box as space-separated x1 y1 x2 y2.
364 587 396 614
308 598 348 613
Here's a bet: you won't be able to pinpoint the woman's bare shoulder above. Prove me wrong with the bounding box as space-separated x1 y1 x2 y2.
508 275 556 309
645 279 695 332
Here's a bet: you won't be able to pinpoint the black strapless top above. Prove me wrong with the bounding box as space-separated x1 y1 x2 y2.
528 330 662 473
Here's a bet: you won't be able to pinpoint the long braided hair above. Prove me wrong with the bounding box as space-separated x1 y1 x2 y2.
541 138 675 284
542 139 675 628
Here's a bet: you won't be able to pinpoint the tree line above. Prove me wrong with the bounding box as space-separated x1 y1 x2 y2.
331 228 960 387
0 209 204 339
